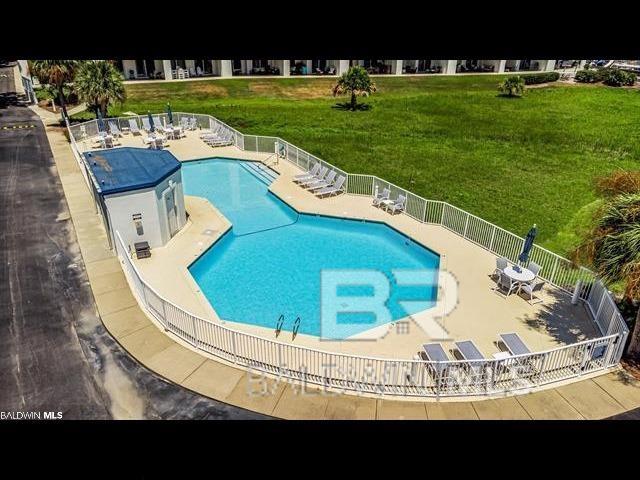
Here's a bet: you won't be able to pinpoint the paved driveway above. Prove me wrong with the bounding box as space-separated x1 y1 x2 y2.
0 106 268 419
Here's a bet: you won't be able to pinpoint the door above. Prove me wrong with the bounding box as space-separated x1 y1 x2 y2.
164 188 179 238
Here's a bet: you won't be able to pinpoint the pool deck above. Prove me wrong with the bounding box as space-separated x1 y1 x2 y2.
100 130 598 361
50 123 640 417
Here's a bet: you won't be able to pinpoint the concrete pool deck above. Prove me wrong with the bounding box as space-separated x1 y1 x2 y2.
104 130 598 360
52 125 640 418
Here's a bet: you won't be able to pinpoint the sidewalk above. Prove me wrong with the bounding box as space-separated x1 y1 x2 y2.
45 122 640 419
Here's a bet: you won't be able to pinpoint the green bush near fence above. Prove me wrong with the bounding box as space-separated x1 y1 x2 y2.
71 74 640 259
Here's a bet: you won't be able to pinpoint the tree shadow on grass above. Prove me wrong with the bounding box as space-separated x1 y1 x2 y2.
331 102 372 111
496 94 524 99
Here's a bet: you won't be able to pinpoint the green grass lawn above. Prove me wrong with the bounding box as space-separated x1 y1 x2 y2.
77 75 640 256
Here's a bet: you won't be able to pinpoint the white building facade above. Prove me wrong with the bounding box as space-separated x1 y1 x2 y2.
115 59 561 81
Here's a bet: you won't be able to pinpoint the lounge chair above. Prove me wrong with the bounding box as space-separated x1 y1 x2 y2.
205 131 233 147
128 118 141 135
372 188 390 207
294 163 320 182
153 116 164 128
494 271 519 297
141 117 153 132
499 333 531 356
298 166 328 187
422 343 450 378
188 117 198 130
150 137 166 150
315 175 346 197
494 257 508 278
306 170 336 191
454 340 489 382
382 194 406 214
108 120 122 137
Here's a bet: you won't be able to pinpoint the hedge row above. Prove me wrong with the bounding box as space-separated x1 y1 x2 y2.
521 72 560 85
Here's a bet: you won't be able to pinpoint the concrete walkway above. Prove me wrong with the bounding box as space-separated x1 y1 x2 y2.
47 127 640 419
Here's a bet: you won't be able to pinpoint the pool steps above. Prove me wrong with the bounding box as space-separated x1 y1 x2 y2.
239 161 279 185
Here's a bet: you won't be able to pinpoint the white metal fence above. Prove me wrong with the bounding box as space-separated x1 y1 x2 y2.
115 231 626 397
67 112 629 397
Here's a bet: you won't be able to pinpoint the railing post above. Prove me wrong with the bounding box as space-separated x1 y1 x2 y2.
463 214 470 238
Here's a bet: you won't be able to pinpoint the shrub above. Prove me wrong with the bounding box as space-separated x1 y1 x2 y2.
575 69 600 83
601 68 636 87
498 76 525 97
521 72 560 85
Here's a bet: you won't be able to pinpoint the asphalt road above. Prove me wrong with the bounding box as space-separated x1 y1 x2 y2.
0 106 268 419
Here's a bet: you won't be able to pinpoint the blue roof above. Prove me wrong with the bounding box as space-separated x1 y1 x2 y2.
84 147 181 195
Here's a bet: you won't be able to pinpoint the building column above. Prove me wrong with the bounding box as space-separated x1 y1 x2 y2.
578 60 586 70
444 60 458 75
337 60 349 75
219 60 233 77
281 60 290 76
245 60 253 75
162 60 173 80
391 60 403 75
496 60 506 73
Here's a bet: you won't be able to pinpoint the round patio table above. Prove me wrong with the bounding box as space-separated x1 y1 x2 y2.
503 265 535 283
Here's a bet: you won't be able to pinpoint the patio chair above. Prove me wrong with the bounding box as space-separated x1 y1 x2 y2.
103 136 115 148
494 271 519 298
527 261 542 277
494 257 508 278
518 279 545 305
382 194 406 214
188 117 198 130
298 166 328 187
294 163 320 182
315 175 346 197
170 126 183 139
128 118 141 135
372 188 390 207
151 137 165 150
108 120 122 137
306 170 337 191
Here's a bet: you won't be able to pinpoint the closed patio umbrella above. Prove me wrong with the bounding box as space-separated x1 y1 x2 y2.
148 111 155 132
518 224 538 264
166 103 173 125
96 108 105 132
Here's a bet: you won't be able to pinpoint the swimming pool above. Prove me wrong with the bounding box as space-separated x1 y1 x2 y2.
185 158 440 339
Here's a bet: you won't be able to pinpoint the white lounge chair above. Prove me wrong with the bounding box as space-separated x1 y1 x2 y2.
306 170 337 191
188 117 198 130
128 118 141 135
298 166 328 187
315 175 346 197
294 163 321 182
422 343 450 379
454 340 489 381
382 194 406 214
108 120 122 137
373 188 390 207
141 117 154 132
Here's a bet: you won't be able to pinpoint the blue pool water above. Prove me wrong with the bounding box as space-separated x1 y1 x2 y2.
185 158 440 339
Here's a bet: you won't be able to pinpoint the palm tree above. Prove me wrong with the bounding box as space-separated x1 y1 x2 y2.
332 66 377 111
574 192 640 356
74 60 126 118
30 60 79 119
498 75 525 97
